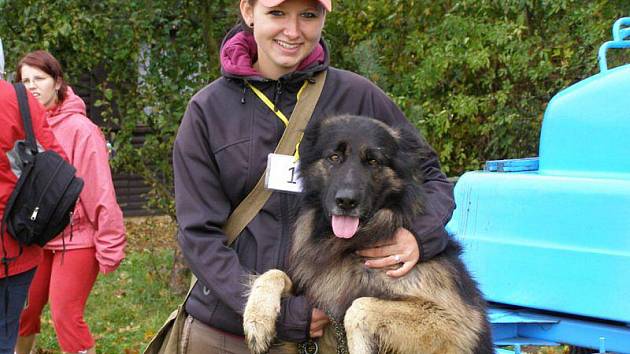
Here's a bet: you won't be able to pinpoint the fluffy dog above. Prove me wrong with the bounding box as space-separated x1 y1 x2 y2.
244 115 493 354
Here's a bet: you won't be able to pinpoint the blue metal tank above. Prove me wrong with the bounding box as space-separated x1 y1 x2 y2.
447 17 630 328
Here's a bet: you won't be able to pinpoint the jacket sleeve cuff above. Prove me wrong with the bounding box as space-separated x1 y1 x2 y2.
98 262 118 274
414 225 449 262
275 295 312 342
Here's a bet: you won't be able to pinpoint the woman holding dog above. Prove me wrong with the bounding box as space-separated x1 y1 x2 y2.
173 0 455 352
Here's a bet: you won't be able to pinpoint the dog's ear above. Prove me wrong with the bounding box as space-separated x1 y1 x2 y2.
299 116 327 167
394 128 431 183
301 119 321 150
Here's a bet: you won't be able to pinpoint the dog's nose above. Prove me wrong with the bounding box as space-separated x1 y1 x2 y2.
335 189 358 210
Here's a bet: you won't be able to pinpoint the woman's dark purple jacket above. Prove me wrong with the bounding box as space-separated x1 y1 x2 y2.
173 26 455 342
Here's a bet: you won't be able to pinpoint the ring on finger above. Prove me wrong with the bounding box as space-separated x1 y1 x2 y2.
393 254 402 263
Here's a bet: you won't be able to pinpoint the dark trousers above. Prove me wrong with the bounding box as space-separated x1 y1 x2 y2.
0 267 36 354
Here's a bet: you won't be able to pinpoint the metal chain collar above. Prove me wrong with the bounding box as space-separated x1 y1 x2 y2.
298 311 348 354
328 312 349 354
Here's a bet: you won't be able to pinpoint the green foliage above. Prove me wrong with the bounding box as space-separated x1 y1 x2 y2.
1 0 628 211
0 0 236 217
327 0 629 174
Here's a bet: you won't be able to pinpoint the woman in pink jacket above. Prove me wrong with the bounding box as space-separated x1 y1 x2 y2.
14 50 126 354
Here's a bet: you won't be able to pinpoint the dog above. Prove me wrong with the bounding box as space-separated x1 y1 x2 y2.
244 115 493 354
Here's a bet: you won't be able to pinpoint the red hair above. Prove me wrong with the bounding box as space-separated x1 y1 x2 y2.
16 50 68 103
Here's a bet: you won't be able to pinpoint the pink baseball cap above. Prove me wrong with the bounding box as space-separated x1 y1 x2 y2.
258 0 332 12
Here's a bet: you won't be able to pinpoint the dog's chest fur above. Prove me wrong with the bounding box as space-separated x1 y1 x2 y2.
299 257 404 319
289 209 413 319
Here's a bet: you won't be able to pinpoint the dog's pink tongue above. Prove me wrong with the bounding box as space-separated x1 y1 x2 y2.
332 215 359 239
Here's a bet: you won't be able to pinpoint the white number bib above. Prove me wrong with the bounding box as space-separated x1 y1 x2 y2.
265 153 302 193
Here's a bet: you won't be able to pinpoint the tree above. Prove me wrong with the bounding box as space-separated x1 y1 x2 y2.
326 0 628 174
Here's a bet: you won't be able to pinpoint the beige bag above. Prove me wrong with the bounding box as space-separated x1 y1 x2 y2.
143 301 187 354
143 71 327 354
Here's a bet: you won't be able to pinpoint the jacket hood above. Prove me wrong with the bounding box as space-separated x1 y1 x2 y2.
220 25 329 82
46 86 87 127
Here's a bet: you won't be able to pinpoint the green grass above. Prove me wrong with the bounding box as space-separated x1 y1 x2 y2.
32 217 181 354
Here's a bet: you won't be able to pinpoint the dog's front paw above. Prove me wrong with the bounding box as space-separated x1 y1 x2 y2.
244 269 293 354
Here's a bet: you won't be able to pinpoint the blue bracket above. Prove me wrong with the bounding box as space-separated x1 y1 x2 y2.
490 307 630 353
598 17 630 72
612 17 630 41
496 349 517 354
484 157 539 172
598 40 630 72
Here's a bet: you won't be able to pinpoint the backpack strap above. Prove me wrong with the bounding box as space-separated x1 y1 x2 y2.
13 83 38 156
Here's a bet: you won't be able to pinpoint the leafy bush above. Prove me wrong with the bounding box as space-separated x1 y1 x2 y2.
326 0 628 174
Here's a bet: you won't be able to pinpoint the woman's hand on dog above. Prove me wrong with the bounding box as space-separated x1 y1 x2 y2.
356 228 420 278
310 308 330 338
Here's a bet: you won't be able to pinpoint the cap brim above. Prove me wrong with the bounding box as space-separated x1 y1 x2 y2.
258 0 331 12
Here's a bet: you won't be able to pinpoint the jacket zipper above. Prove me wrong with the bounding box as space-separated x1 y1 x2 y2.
277 193 290 269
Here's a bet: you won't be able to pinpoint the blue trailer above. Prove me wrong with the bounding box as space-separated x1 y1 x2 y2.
447 18 630 353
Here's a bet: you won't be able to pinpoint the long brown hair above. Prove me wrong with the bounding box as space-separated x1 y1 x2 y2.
16 50 68 103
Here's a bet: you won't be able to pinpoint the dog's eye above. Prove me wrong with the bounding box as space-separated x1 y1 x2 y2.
328 154 340 162
367 158 379 166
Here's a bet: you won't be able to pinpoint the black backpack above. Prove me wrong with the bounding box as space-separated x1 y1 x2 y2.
1 83 84 270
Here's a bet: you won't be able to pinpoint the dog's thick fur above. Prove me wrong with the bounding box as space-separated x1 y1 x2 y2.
244 115 493 354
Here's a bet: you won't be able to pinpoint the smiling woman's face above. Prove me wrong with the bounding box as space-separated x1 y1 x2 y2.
240 0 326 80
20 64 60 108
